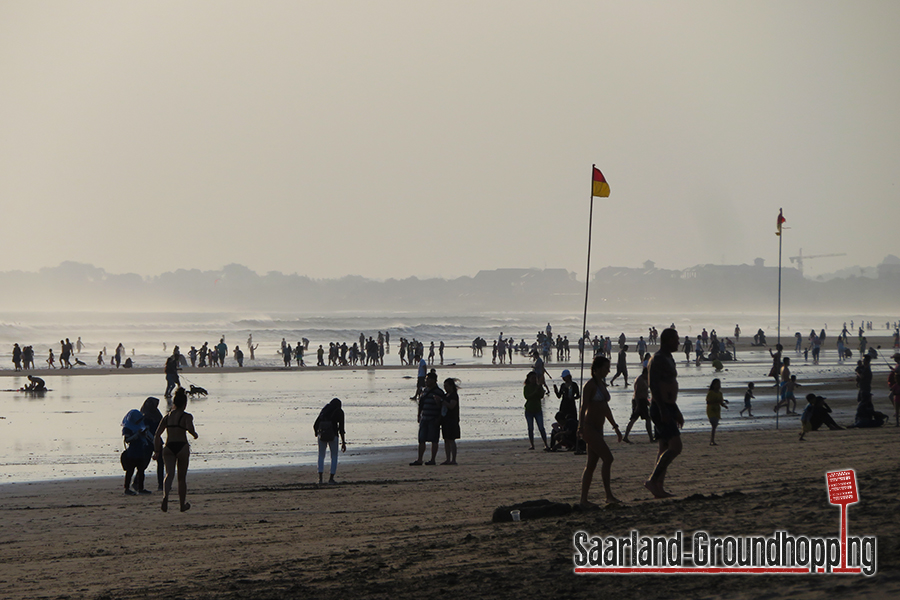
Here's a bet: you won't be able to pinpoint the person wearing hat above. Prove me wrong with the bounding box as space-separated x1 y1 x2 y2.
553 369 580 422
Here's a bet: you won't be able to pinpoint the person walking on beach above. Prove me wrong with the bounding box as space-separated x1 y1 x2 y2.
163 349 180 399
609 345 629 386
216 338 228 367
410 371 445 465
646 328 682 499
623 366 652 443
705 378 728 446
523 371 549 450
314 398 346 484
739 382 755 417
441 378 460 465
578 355 622 508
153 387 198 512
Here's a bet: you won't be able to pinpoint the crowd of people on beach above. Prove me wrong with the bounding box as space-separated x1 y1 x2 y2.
8 316 900 513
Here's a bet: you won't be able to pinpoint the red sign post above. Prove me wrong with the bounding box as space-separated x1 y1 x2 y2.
826 469 859 571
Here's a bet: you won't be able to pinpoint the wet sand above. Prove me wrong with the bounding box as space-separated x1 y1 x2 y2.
1 409 897 598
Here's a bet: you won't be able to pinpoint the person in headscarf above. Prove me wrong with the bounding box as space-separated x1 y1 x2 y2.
140 397 164 491
121 409 154 495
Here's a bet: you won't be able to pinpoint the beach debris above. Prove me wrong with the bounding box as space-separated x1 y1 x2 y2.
492 499 572 522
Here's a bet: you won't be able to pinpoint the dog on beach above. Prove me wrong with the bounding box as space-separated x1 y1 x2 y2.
187 385 208 397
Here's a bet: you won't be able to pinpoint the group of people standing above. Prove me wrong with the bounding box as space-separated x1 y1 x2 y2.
120 389 198 513
409 371 461 466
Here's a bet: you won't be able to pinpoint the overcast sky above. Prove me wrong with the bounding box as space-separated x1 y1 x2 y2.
1 1 898 280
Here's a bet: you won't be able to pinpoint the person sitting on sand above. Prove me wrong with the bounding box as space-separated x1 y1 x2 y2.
577 355 622 508
25 375 46 392
153 387 198 512
705 378 728 446
314 398 346 484
799 395 815 441
808 395 843 431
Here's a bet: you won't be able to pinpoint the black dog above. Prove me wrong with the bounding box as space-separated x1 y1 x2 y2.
187 384 208 397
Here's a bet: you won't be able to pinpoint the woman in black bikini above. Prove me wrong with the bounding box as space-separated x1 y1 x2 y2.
153 387 198 512
577 355 622 508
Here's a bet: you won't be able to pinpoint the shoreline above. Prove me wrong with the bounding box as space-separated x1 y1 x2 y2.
1 332 894 378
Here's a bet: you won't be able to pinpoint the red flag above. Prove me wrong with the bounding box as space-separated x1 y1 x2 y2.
592 167 610 198
776 209 786 236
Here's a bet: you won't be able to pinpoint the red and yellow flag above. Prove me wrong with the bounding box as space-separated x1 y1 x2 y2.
776 209 786 236
592 167 610 198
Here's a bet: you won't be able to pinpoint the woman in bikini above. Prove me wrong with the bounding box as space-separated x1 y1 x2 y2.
578 354 622 508
153 387 198 512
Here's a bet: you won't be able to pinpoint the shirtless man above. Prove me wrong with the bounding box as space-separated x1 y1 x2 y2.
646 328 682 498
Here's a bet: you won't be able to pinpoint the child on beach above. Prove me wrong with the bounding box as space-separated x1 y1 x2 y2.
739 382 755 417
705 378 728 446
775 374 800 415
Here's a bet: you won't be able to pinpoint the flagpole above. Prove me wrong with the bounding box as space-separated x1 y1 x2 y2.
777 209 783 346
579 165 596 420
776 208 783 429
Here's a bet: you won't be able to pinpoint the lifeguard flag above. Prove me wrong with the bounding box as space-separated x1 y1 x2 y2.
776 209 786 236
592 167 610 197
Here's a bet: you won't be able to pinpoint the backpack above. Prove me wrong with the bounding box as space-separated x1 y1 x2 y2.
318 419 336 442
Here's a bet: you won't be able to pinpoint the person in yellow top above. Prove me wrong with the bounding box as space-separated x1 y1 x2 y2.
705 378 728 446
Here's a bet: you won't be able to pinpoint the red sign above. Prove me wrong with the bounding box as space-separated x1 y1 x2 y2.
826 470 858 505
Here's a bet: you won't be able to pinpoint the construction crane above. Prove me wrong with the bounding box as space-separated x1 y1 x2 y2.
789 248 846 276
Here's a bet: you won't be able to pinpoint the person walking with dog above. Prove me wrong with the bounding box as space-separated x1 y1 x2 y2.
163 348 180 399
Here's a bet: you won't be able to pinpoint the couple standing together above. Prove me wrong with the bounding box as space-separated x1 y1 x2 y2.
410 371 461 466
579 328 682 508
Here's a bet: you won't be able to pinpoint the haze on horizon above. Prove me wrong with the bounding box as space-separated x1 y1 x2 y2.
2 1 898 282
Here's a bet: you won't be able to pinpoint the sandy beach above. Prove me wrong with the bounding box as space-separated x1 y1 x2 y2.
1 331 897 599
1 375 898 599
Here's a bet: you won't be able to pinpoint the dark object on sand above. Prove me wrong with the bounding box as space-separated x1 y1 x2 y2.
492 499 572 522
187 385 208 397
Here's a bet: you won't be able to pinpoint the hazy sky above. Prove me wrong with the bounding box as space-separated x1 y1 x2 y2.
2 1 898 280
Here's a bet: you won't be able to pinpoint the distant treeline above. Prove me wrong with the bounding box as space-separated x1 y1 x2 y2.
1 261 898 313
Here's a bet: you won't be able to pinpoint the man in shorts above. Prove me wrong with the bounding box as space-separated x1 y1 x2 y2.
410 372 445 466
646 328 682 498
